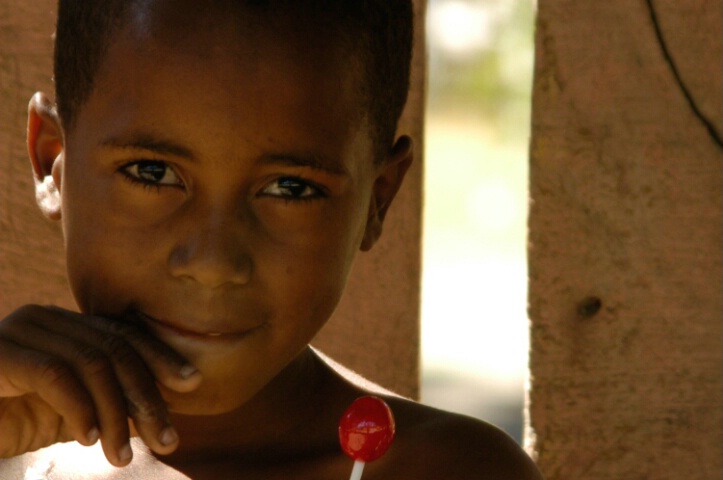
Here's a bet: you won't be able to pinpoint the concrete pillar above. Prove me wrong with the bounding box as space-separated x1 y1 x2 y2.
527 1 722 479
0 1 425 399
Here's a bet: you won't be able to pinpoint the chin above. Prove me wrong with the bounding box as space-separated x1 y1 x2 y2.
160 382 251 416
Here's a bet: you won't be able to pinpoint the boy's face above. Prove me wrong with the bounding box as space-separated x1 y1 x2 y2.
35 3 409 414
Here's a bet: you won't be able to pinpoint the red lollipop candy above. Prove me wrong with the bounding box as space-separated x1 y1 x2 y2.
339 396 395 480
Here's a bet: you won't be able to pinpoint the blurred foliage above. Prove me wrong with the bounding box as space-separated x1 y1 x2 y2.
420 2 535 429
427 0 535 142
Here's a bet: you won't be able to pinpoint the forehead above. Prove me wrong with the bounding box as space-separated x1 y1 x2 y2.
124 0 357 104
132 0 346 62
69 0 371 162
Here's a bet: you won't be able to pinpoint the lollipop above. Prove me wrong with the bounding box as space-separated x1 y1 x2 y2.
338 396 396 480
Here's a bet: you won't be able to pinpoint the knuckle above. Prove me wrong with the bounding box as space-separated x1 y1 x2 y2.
13 304 39 317
74 345 112 376
127 396 162 422
2 305 62 337
101 335 137 367
126 392 165 423
3 304 42 327
37 357 75 390
108 319 140 339
109 320 181 364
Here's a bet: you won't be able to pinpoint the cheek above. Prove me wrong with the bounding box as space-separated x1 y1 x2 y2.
261 201 367 286
63 234 133 315
61 184 153 314
256 211 365 334
264 243 348 318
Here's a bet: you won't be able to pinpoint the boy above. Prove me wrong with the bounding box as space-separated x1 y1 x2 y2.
0 0 542 478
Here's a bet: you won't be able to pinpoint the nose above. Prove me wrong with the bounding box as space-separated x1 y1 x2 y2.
167 208 252 288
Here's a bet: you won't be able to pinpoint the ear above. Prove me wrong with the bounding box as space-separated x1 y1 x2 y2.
27 92 64 221
360 135 413 252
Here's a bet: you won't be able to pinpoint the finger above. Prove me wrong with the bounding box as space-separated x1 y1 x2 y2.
5 321 166 465
101 333 179 455
75 336 136 467
106 315 202 393
44 308 202 392
125 391 180 455
0 339 99 448
5 307 185 458
2 320 134 466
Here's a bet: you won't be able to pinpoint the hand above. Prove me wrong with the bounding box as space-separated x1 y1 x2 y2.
0 305 202 466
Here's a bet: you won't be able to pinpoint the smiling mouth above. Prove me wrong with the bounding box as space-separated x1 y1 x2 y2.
134 312 250 341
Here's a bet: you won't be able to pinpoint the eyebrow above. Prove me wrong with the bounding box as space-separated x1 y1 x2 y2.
259 152 349 176
101 133 195 159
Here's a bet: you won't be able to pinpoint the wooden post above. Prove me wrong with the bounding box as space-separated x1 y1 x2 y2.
0 0 425 399
315 0 426 399
0 1 67 311
527 1 722 478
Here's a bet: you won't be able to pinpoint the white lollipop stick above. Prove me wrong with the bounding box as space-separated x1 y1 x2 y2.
339 396 395 480
348 460 365 480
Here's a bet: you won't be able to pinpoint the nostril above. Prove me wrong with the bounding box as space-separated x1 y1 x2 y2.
167 237 252 288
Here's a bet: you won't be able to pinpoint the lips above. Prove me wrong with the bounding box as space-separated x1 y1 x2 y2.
134 311 255 341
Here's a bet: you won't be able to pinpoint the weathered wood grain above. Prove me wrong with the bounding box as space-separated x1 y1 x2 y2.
527 1 722 478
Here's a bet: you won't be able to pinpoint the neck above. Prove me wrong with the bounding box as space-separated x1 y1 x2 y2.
161 347 347 465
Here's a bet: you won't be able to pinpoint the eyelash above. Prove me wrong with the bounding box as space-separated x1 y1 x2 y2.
120 160 184 191
260 177 326 203
119 161 326 202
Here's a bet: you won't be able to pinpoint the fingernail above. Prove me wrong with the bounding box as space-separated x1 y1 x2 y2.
179 364 199 379
86 427 100 444
119 443 133 463
159 427 178 446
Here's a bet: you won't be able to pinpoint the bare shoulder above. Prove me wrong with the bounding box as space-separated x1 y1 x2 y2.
320 351 542 479
380 396 543 480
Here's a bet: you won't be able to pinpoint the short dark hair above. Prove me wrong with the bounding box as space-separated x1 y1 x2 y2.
53 0 414 161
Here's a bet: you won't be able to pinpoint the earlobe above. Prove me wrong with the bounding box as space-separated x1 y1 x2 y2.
360 135 413 252
27 92 64 221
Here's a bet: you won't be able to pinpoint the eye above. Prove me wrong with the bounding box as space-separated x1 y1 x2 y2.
122 161 183 187
261 177 324 200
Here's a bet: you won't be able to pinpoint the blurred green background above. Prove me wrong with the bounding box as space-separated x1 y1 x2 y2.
420 0 534 443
